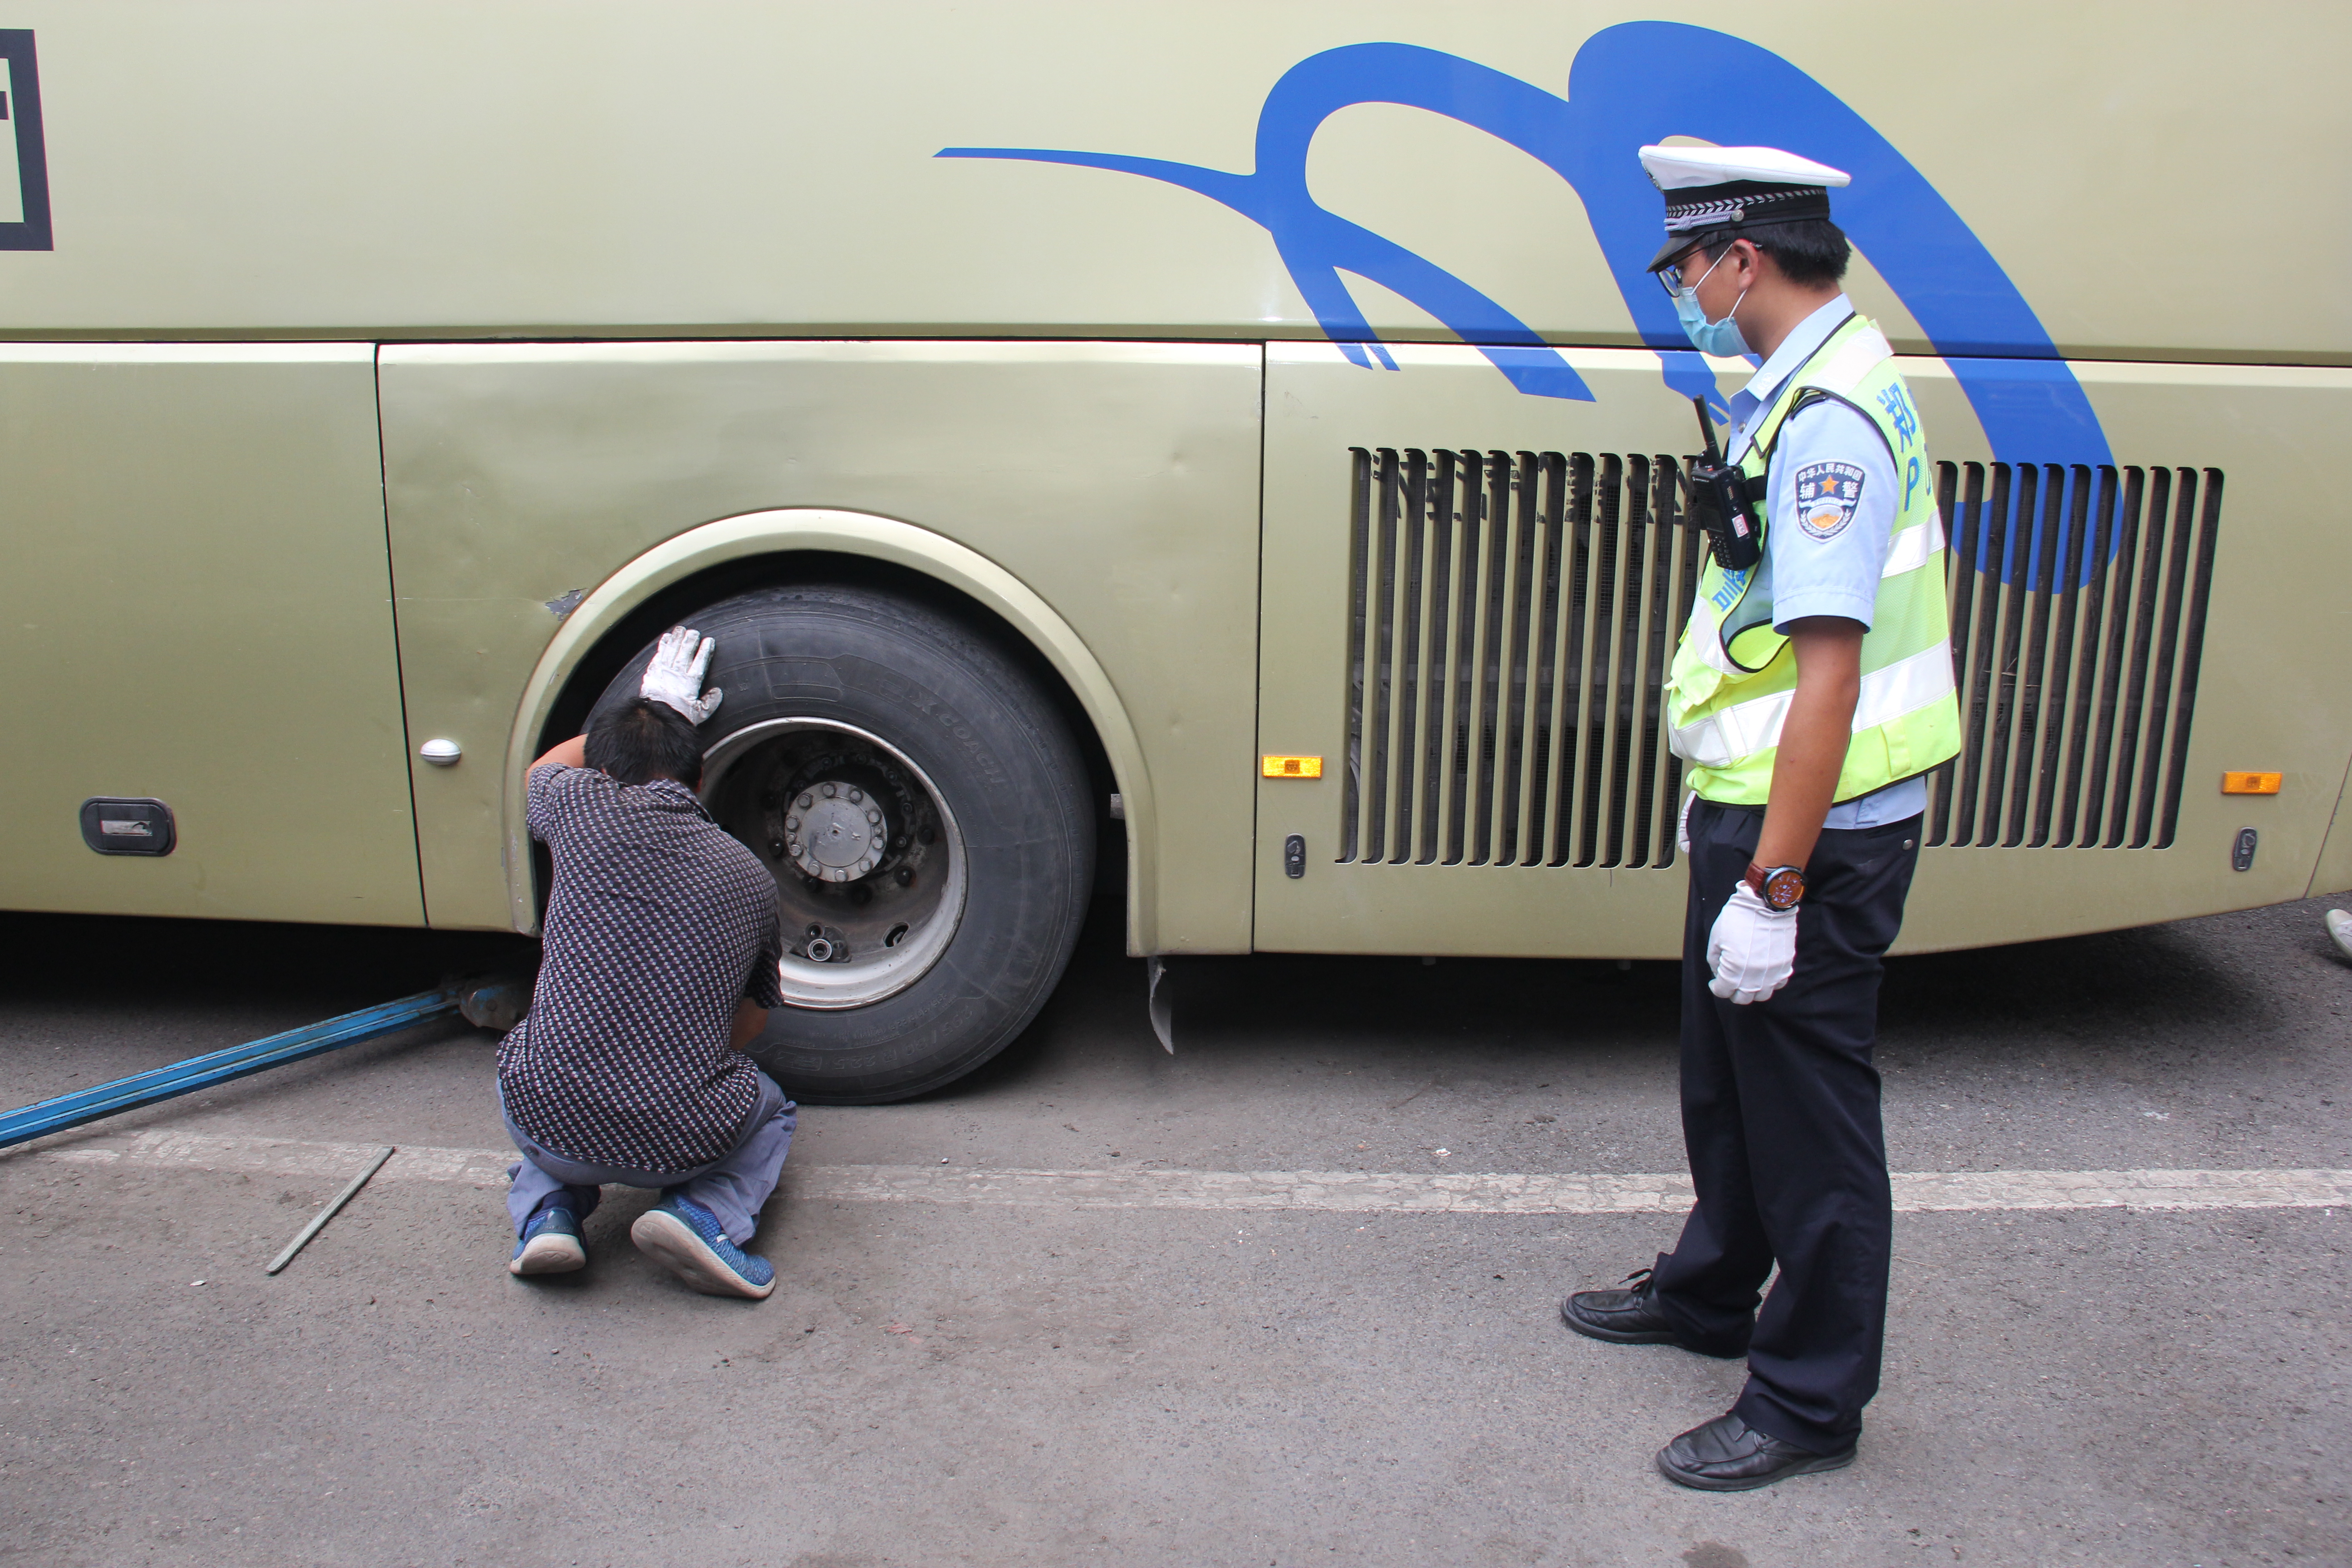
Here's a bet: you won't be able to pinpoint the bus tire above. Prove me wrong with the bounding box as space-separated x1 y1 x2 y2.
584 583 1095 1103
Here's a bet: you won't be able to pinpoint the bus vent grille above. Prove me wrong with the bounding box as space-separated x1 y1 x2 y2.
1926 463 2221 850
1337 447 1703 869
1334 452 2223 868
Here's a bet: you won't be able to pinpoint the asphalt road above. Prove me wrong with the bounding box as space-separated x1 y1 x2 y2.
1 887 2347 1568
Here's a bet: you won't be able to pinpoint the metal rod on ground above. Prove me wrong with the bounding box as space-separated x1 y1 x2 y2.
0 989 461 1151
266 1145 396 1274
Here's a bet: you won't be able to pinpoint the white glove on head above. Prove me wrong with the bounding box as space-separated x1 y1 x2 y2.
641 625 724 725
1706 882 1797 1005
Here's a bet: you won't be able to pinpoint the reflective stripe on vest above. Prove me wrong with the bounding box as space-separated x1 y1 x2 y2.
1684 503 1946 681
1670 642 1956 769
1881 505 1945 578
1662 312 1963 806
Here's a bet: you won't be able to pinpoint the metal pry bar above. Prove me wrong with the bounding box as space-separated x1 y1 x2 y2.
266 1145 395 1274
0 988 461 1151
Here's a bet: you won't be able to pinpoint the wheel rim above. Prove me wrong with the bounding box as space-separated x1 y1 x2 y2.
700 718 969 1010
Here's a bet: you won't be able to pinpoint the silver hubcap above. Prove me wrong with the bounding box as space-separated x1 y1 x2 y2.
785 783 886 882
700 718 968 1011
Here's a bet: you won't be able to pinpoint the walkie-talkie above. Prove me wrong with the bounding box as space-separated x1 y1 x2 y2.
1685 396 1766 572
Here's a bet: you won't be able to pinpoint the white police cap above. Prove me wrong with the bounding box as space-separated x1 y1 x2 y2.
1637 145 1851 271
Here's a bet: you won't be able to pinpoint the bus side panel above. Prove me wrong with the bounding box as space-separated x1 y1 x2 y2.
0 344 424 926
1255 342 2352 957
1896 359 2352 952
1254 343 1695 956
2 5 2340 371
377 340 1262 949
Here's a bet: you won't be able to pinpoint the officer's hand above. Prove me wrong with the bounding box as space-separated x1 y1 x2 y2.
1706 883 1797 1005
1677 791 1695 857
642 625 725 725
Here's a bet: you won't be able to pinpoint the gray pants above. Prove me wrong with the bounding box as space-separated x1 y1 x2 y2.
503 1073 796 1246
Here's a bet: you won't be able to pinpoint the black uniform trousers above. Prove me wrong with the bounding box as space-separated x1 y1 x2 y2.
1650 797 1921 1454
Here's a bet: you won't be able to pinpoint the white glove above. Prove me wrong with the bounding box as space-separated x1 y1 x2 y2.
641 625 724 725
1706 883 1797 1005
1677 790 1695 856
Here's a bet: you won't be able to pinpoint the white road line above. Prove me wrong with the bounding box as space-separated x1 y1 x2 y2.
804 1165 1698 1213
11 1129 2349 1215
29 1129 515 1185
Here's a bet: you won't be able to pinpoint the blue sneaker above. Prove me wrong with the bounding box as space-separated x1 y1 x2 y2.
630 1196 775 1299
509 1207 587 1276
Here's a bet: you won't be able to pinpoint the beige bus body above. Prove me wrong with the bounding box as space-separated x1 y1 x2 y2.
2 2 2347 970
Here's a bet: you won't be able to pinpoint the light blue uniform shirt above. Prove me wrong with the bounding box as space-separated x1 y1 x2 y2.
1719 294 1923 829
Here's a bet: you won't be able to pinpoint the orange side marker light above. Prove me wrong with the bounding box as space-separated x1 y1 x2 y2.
2221 771 2281 795
1262 755 1324 779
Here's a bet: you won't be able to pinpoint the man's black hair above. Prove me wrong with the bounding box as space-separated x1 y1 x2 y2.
585 698 705 788
1699 217 1851 288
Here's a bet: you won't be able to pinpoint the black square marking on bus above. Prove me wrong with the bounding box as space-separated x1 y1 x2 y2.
0 31 50 251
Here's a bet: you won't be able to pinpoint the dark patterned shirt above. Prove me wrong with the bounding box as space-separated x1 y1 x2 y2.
499 765 784 1172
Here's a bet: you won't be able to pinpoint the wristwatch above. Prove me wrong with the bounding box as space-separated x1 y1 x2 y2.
1744 862 1806 911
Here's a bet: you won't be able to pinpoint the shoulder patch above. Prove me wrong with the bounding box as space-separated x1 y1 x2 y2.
1792 460 1866 540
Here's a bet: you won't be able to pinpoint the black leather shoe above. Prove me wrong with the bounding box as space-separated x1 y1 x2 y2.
1559 1268 1682 1345
1654 1411 1856 1492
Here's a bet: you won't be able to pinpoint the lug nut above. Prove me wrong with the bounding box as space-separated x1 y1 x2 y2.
821 783 837 799
799 793 813 809
847 788 863 804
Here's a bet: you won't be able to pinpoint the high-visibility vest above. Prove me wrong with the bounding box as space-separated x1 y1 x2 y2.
1664 312 1961 806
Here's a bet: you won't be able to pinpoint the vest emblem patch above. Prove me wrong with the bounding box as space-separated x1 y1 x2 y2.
1793 461 1865 540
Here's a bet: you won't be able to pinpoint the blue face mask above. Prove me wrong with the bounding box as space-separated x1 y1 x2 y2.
1667 248 1751 357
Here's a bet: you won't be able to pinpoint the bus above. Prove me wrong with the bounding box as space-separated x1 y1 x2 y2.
5 3 2346 1100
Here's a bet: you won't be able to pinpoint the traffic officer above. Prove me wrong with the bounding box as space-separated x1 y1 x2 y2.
1558 146 1961 1490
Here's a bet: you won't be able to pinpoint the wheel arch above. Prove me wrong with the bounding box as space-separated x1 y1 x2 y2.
504 508 1153 945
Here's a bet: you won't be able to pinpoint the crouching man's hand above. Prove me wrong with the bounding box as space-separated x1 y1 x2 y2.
643 625 725 725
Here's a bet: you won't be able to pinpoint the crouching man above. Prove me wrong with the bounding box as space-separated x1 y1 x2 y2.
500 626 793 1300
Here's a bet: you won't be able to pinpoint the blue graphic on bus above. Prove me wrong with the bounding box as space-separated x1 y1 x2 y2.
940 22 2113 578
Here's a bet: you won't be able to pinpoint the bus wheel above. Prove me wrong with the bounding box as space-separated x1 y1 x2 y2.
584 583 1094 1104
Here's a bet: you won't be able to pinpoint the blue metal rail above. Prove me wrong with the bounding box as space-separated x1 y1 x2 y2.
0 988 461 1151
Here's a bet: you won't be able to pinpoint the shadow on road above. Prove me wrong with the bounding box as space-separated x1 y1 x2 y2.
0 908 538 1035
0 886 2302 1106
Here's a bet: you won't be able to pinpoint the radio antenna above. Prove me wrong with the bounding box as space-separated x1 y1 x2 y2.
1691 396 1723 464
